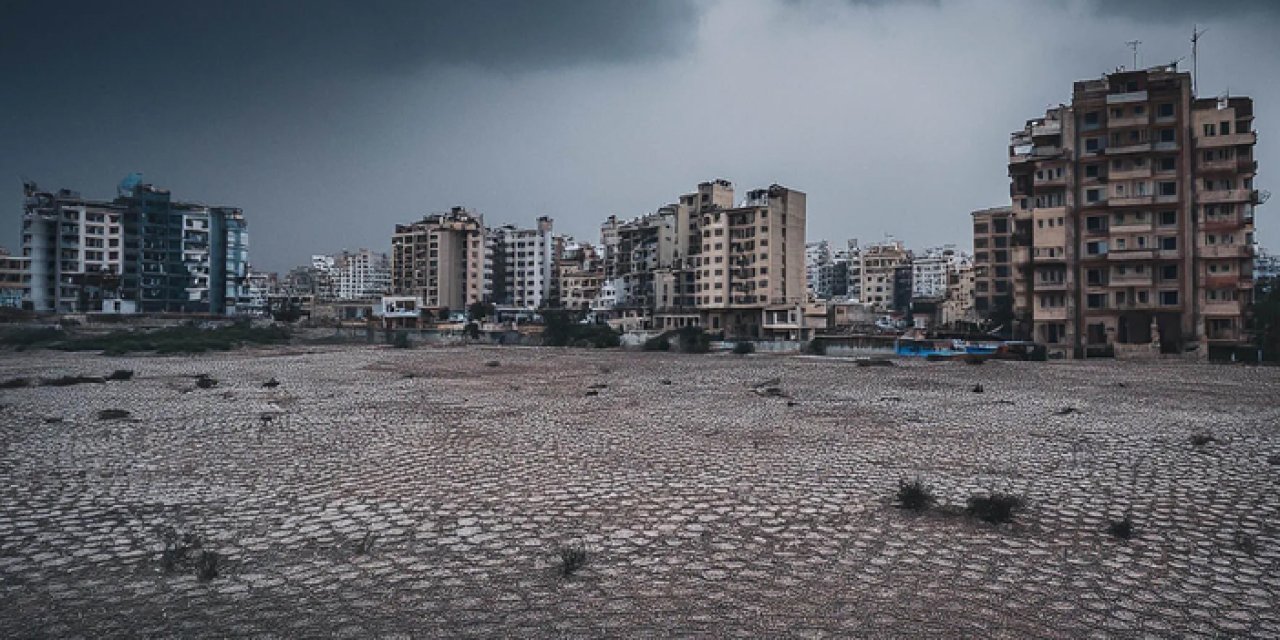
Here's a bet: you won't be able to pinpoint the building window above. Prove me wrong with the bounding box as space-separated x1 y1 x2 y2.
1086 189 1102 203
1203 123 1217 137
1160 237 1177 251
1160 291 1179 306
1157 103 1174 118
1158 129 1176 143
1159 211 1177 226
1084 111 1099 126
1085 164 1099 178
1158 182 1177 196
1087 293 1106 309
1161 265 1177 280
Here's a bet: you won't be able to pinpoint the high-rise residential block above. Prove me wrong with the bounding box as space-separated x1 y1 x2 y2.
1005 65 1260 356
20 176 248 314
489 216 555 309
391 207 485 311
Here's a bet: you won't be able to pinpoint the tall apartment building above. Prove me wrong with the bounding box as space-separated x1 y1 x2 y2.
489 217 555 309
971 206 1016 322
20 176 247 314
1006 65 1260 356
695 184 806 336
613 209 681 310
806 240 832 297
391 207 485 311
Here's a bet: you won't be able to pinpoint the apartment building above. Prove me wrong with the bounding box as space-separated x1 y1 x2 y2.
806 240 832 297
0 248 30 308
695 184 806 336
555 243 603 310
20 176 247 314
391 207 485 311
971 206 1016 322
1006 65 1260 356
912 245 968 301
490 217 555 309
858 240 911 311
317 249 391 300
939 263 978 326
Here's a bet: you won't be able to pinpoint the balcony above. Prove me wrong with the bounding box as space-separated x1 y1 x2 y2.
1033 146 1065 158
1202 300 1243 316
1198 157 1239 173
1106 90 1148 104
1031 122 1062 137
1108 249 1154 261
1110 166 1152 180
1111 222 1153 234
1205 274 1244 289
1111 273 1153 287
1199 189 1255 204
1199 245 1251 259
1032 252 1066 264
1197 131 1257 148
1152 141 1179 152
1035 306 1070 321
1034 280 1067 291
1109 114 1150 129
1110 194 1155 207
1201 218 1246 232
1034 174 1067 188
1107 142 1151 155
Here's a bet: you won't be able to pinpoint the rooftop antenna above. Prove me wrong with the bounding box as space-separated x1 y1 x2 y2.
1126 40 1142 70
1192 25 1208 96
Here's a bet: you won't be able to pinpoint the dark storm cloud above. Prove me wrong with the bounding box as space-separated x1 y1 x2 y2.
0 0 701 83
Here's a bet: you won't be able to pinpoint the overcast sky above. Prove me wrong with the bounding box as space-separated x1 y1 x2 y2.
3 0 1277 272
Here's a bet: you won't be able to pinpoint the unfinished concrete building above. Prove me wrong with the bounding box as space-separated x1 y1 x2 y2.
1006 65 1262 357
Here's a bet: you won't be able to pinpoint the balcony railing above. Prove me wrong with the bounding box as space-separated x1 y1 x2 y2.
1109 114 1150 129
1197 131 1257 148
1106 90 1148 104
1107 142 1151 155
1199 189 1254 204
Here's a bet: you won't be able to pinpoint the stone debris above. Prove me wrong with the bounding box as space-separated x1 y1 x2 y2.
0 347 1277 637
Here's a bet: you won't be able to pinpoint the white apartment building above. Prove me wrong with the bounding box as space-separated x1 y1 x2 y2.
911 245 970 300
491 216 555 309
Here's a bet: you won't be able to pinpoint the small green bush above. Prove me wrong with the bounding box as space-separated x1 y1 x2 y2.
733 341 756 355
804 340 827 355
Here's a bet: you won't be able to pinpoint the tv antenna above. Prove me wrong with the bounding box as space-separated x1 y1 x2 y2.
1192 25 1208 96
1126 40 1142 70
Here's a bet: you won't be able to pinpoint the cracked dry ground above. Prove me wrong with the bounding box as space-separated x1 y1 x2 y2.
1 345 1279 638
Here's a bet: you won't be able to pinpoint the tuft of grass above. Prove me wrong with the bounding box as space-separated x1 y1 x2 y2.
355 532 376 555
158 527 203 573
1189 433 1216 447
41 375 106 387
559 543 589 576
676 327 711 354
895 478 936 511
194 550 220 580
965 493 1024 525
1107 516 1134 540
195 375 218 389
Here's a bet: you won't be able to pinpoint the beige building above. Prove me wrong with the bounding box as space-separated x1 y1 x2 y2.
858 240 910 311
695 184 806 337
391 207 486 311
939 263 978 326
1005 65 1259 357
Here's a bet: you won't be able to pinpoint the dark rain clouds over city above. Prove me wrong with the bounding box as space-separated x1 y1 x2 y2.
3 0 1278 270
